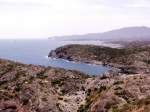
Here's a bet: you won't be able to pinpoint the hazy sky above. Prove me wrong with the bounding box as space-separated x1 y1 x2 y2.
0 0 150 39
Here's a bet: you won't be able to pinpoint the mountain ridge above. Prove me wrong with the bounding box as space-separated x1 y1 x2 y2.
49 26 150 41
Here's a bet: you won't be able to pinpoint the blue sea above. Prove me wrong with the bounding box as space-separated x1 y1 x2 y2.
0 39 111 75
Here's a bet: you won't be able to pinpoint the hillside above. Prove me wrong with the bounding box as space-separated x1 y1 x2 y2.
0 59 150 112
50 26 150 41
49 42 150 74
0 59 88 112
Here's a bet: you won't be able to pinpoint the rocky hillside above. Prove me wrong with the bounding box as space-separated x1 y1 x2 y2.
81 73 150 112
0 59 88 112
0 59 150 112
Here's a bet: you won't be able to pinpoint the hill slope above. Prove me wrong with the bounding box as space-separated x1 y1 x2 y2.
0 59 150 112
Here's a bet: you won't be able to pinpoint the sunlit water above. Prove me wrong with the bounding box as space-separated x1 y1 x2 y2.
0 39 111 75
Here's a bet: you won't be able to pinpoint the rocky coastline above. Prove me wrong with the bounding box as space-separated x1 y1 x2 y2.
48 43 150 74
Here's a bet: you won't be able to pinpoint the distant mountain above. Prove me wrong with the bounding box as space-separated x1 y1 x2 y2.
49 26 150 41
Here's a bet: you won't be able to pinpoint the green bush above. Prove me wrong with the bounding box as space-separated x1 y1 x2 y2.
51 79 64 86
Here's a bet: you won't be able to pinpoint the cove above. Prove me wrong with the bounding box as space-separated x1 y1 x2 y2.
0 39 111 75
47 58 111 75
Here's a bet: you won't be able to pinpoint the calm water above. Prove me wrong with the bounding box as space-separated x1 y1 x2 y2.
0 39 111 75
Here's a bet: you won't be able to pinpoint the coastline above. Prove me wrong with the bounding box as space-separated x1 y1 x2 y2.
1 40 150 112
48 57 103 66
48 44 150 74
47 57 112 75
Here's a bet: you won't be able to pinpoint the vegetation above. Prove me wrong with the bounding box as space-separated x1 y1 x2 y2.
78 86 107 112
49 43 150 74
0 59 88 112
51 79 65 86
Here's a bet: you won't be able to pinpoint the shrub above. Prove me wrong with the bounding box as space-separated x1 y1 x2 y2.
21 96 29 105
113 81 124 85
51 79 64 86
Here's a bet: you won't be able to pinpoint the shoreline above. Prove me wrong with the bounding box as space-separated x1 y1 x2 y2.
48 56 117 74
0 56 111 76
48 44 150 74
48 57 105 67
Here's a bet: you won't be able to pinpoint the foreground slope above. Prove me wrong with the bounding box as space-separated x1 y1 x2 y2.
0 58 150 112
0 59 88 112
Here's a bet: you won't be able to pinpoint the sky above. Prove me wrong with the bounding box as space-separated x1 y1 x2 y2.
0 0 150 39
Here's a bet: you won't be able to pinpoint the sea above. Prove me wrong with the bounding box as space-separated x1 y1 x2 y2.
0 39 112 75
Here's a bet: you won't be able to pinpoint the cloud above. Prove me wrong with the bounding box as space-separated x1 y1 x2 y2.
83 0 150 9
0 0 150 39
127 0 150 8
0 0 51 7
82 0 134 7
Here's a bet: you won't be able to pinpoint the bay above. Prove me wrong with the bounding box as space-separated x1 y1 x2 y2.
0 39 111 75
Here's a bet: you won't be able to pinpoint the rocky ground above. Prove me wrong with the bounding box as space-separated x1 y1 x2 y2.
0 59 150 112
0 59 88 112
